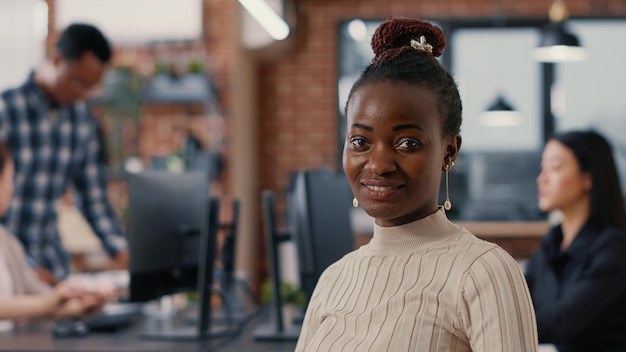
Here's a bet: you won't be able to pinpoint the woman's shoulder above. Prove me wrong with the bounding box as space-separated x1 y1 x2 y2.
0 224 16 241
455 227 500 255
597 224 626 237
0 226 26 259
589 224 626 250
443 228 521 273
0 225 22 248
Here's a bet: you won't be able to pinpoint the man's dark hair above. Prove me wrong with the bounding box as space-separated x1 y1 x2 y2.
56 23 112 63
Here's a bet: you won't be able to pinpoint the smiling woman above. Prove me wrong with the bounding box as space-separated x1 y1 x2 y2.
295 17 538 352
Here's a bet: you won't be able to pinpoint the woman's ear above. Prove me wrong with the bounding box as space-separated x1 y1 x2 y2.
442 134 462 171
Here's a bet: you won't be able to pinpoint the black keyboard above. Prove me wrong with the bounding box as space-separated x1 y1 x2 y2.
82 303 143 331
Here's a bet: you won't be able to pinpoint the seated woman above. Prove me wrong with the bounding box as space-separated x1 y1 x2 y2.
0 142 112 330
525 130 626 351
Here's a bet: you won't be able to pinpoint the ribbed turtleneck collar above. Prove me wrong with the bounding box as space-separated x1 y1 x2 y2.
366 208 463 256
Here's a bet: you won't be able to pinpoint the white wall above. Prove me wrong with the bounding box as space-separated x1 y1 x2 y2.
55 0 202 45
0 0 47 91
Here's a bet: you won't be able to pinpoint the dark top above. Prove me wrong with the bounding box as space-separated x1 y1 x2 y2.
525 222 626 352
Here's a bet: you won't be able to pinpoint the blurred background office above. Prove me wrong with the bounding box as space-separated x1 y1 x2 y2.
1 0 625 298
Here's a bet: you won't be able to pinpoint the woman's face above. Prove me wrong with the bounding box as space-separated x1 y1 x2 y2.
0 160 14 217
537 140 591 213
343 81 460 227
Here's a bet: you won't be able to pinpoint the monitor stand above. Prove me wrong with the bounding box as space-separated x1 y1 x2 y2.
253 190 302 342
139 295 231 340
140 197 229 341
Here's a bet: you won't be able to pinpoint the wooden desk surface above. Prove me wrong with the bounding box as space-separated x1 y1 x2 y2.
455 221 550 238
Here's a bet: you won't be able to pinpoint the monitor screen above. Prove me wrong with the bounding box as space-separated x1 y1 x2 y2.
288 169 354 301
127 170 209 303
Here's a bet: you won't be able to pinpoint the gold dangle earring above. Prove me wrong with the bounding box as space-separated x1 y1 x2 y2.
352 197 359 208
444 164 452 211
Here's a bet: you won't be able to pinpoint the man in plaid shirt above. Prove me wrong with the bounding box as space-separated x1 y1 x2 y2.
0 23 128 284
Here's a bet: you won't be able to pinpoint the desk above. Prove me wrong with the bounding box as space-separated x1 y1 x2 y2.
0 311 297 352
456 221 550 258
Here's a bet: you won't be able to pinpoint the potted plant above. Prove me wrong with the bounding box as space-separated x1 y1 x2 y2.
260 279 307 327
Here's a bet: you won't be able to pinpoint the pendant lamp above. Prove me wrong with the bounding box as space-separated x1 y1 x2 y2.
533 1 586 63
480 95 521 127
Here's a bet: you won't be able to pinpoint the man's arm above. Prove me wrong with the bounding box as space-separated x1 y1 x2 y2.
72 120 127 268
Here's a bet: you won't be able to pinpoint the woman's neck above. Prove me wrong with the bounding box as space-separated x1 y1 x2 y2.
559 199 590 251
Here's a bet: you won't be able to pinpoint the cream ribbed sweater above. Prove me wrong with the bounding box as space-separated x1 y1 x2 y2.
0 225 50 296
295 208 538 352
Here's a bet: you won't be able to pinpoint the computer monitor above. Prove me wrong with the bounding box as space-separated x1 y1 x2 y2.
127 170 226 340
254 169 354 342
459 151 544 221
288 169 354 302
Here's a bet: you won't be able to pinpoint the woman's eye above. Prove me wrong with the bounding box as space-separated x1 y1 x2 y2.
544 163 561 171
397 138 421 151
349 137 368 149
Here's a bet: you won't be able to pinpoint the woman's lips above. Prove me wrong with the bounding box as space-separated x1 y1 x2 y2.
362 183 403 200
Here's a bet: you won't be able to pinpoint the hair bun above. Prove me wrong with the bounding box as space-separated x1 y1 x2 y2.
371 17 446 59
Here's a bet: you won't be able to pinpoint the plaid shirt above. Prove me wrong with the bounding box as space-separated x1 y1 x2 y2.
0 73 126 280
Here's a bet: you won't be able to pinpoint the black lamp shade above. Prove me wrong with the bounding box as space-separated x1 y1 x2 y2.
539 22 580 47
487 95 515 112
533 21 587 62
481 95 521 127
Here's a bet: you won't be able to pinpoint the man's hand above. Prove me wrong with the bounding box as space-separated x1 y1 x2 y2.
109 250 129 270
36 267 58 286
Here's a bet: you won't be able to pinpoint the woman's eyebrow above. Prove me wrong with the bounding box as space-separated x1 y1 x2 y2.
351 123 373 132
393 124 425 132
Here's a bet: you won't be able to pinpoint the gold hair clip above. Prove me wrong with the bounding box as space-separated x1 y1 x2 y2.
410 36 433 53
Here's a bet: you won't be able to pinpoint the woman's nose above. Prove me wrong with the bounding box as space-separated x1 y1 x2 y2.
365 146 397 175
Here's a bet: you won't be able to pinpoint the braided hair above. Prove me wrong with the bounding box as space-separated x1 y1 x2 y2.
345 17 462 138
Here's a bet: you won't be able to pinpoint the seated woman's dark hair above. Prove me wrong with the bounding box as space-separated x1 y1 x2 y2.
553 130 626 230
345 17 462 138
